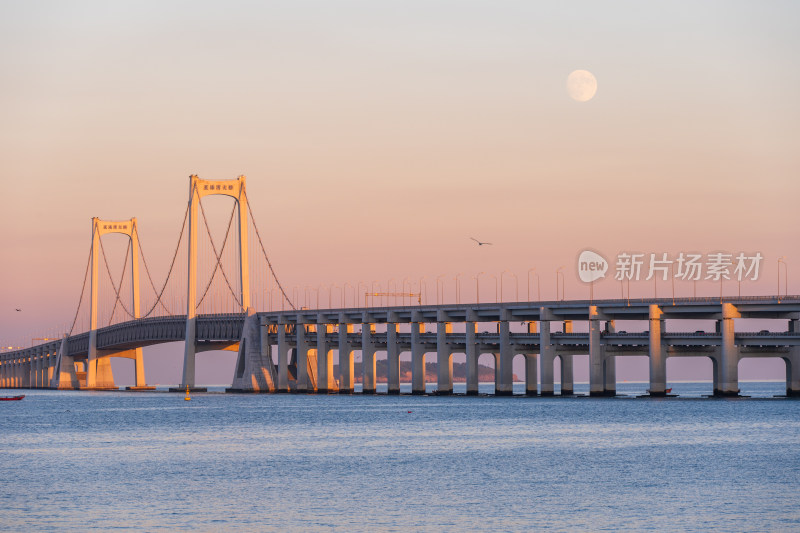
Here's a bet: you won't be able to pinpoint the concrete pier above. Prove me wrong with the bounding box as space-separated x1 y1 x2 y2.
496 317 514 396
786 319 800 397
386 322 400 394
589 306 604 396
465 321 479 395
411 321 426 394
603 320 616 396
539 312 555 396
436 316 453 394
295 320 310 393
561 320 574 395
719 303 740 396
362 320 377 394
648 305 667 396
277 319 289 392
338 319 354 394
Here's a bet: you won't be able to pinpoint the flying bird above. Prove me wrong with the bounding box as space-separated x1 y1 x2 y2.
470 237 492 246
15 308 21 312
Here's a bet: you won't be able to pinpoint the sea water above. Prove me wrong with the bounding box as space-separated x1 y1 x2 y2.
1 383 798 532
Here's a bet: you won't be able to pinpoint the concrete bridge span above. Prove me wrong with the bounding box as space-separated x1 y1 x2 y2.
2 296 799 397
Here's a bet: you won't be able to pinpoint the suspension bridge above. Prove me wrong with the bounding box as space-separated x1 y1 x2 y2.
1 175 799 396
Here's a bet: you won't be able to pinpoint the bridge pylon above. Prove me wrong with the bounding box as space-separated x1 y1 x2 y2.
180 175 250 390
83 217 149 389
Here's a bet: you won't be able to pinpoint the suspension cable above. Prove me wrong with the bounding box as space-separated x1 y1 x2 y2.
106 238 132 325
67 233 94 336
197 194 242 308
242 189 295 310
99 235 135 320
136 201 190 317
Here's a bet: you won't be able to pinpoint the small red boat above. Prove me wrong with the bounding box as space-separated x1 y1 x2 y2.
0 395 25 401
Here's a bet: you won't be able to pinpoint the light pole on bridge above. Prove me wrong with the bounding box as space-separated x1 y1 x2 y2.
358 281 368 308
388 278 397 307
778 257 788 299
344 282 354 308
501 270 518 303
436 274 447 305
370 280 381 307
474 272 485 304
454 273 464 304
527 268 540 301
418 276 428 306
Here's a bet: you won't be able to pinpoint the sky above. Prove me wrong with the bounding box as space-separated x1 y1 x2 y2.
1 1 798 385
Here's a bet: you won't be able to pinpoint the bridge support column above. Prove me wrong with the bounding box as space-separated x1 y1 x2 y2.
29 354 35 388
277 319 289 392
94 358 116 389
228 309 276 392
436 319 453 395
526 322 538 396
130 348 146 389
603 320 616 396
589 306 604 396
525 354 538 396
21 354 30 388
362 320 377 394
648 305 668 396
43 350 50 388
496 319 514 396
338 321 354 394
539 313 554 395
718 303 740 397
411 322 426 394
38 349 47 388
295 320 311 393
786 320 800 397
561 321 574 395
465 321 479 395
387 323 400 394
180 325 197 391
316 322 336 393
31 350 38 388
51 337 79 389
38 350 45 388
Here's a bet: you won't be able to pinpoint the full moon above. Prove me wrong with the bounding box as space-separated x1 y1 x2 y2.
567 70 598 102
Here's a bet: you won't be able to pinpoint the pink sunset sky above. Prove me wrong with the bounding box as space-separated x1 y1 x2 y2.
1 1 798 384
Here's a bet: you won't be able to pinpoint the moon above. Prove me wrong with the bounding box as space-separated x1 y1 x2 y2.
567 70 597 102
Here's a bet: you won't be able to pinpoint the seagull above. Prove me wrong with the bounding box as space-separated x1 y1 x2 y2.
15 308 21 312
470 237 492 246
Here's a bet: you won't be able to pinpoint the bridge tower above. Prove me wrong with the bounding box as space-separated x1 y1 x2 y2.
85 217 147 389
180 175 250 390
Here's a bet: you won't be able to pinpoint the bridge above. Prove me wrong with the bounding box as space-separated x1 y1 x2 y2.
1 175 799 396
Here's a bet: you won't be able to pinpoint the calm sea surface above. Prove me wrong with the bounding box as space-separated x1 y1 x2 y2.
1 382 798 532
